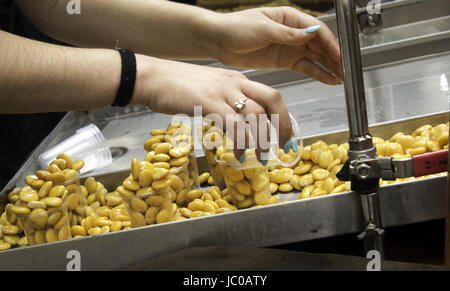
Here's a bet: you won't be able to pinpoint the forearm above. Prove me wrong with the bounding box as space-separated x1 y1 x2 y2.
15 0 220 60
0 30 121 113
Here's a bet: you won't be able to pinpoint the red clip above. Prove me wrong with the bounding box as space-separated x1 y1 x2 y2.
412 149 448 177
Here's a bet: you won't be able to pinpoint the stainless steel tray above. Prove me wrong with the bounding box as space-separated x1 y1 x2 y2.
0 112 447 270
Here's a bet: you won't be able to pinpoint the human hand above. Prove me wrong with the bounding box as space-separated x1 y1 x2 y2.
132 55 296 163
210 7 342 85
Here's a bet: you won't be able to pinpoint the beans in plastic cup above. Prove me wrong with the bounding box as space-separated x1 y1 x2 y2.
202 113 302 208
12 171 87 245
117 158 193 228
38 124 112 174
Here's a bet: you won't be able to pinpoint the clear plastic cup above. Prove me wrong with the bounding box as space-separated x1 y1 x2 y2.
38 124 112 173
118 160 192 228
15 172 85 245
201 113 303 193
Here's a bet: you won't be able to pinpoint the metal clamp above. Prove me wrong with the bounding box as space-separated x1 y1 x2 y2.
348 157 414 181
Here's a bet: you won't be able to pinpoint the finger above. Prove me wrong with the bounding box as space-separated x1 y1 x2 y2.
275 7 342 71
241 80 293 156
307 40 343 79
261 21 319 46
293 58 339 85
227 95 270 165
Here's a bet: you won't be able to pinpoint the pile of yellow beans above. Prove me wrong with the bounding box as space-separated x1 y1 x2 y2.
201 124 282 208
175 186 238 219
143 122 198 199
262 122 449 198
198 172 215 186
1 153 86 247
72 176 131 237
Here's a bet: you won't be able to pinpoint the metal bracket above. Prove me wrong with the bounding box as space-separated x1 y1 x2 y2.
349 157 415 181
356 0 383 33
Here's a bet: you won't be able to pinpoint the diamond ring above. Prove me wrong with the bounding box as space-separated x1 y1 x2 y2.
234 98 248 112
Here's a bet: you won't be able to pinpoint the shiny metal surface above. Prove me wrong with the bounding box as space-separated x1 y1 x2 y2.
336 0 370 140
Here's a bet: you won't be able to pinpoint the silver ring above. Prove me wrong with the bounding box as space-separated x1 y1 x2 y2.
234 97 247 112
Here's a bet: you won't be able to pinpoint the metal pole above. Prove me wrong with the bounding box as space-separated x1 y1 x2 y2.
334 0 384 257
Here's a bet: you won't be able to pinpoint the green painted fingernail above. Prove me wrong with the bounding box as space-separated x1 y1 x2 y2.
240 154 245 164
283 139 292 154
305 25 321 34
262 159 268 166
291 138 298 153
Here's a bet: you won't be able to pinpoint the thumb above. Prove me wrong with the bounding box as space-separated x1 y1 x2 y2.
263 22 321 46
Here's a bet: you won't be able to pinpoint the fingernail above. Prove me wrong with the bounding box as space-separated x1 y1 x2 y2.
240 154 245 164
338 79 343 85
291 138 298 153
305 25 321 34
283 139 292 154
261 159 268 166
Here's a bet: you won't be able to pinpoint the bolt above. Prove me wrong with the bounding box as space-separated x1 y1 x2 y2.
357 163 371 179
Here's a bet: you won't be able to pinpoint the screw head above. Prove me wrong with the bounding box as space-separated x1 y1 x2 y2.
357 163 371 179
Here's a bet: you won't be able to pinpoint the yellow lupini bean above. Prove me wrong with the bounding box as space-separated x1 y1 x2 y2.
144 207 159 224
406 146 427 156
144 137 161 152
235 180 251 195
48 185 65 197
28 208 48 229
154 142 171 154
9 205 31 215
312 169 329 180
269 183 279 194
439 132 448 148
310 187 326 197
238 198 253 209
152 167 169 180
152 176 172 190
326 159 341 172
72 160 85 171
71 225 86 236
41 197 62 208
2 225 19 235
225 167 244 183
318 150 334 169
294 161 312 175
198 172 211 184
331 184 347 194
310 149 321 164
138 169 153 187
53 212 69 230
272 168 293 184
0 242 11 250
130 197 148 213
170 156 188 167
87 226 102 236
130 158 141 180
395 134 414 151
384 142 403 156
187 189 204 200
85 177 97 194
298 174 314 187
28 200 47 210
19 189 38 203
413 124 432 136
279 183 293 192
322 177 335 193
311 140 328 151
188 199 205 212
